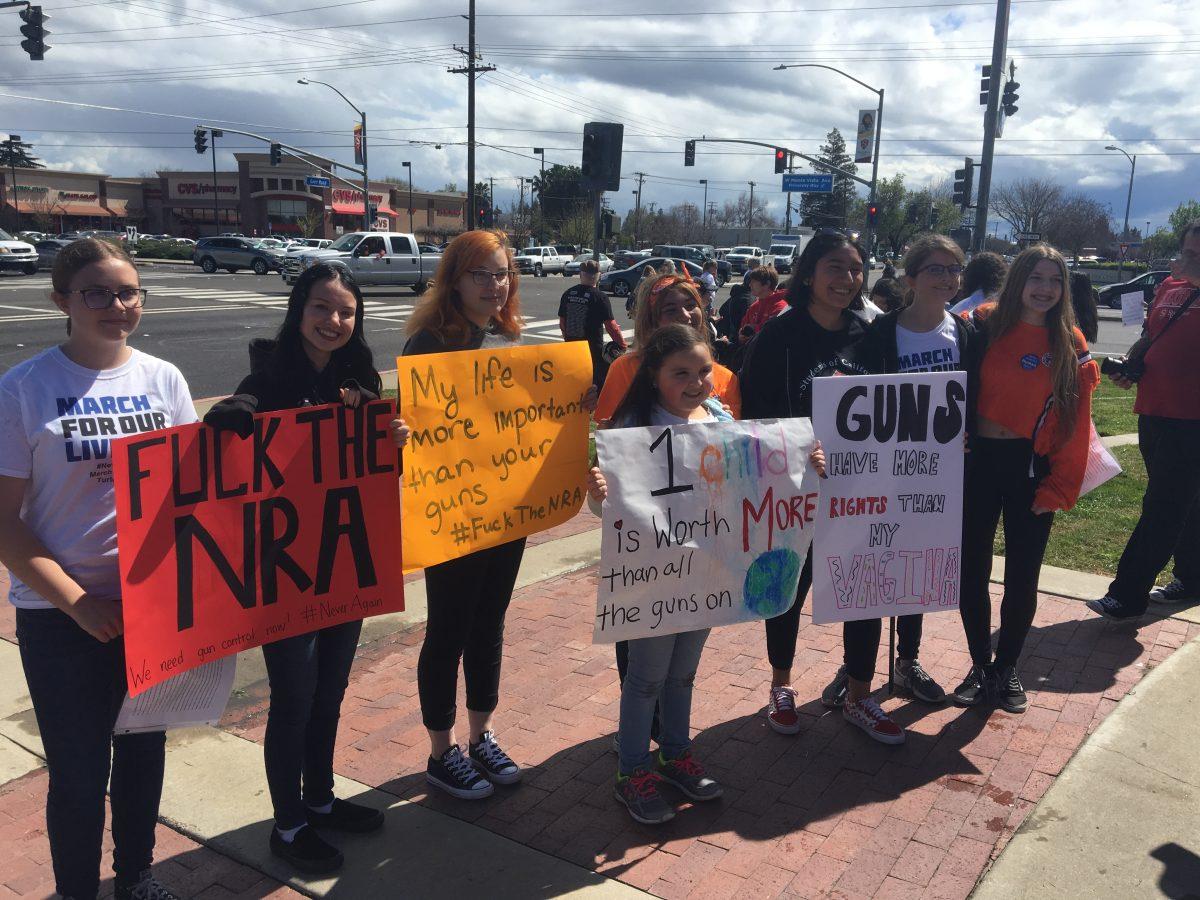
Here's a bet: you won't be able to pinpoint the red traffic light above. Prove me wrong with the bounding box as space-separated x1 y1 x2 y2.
867 204 879 226
774 148 786 174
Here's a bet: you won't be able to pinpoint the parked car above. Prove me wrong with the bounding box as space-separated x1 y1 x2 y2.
17 231 44 243
192 236 284 275
724 245 766 274
599 257 704 298
563 253 614 276
0 228 39 275
34 238 75 269
612 249 651 270
656 244 732 285
417 243 441 255
1097 270 1172 309
283 238 332 254
285 231 439 294
513 245 567 277
254 238 290 252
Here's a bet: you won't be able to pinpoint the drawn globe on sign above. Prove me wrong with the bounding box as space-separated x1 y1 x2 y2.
742 548 802 618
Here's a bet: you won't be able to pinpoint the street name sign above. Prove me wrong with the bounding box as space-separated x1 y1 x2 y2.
782 174 834 193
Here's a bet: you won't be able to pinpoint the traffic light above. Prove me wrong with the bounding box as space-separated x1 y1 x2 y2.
774 148 787 174
602 210 614 239
684 139 696 167
906 202 921 224
980 64 992 106
193 127 208 155
269 143 282 166
1002 79 1020 117
953 157 975 210
581 122 623 191
19 6 48 61
582 130 598 178
866 204 879 227
478 207 489 227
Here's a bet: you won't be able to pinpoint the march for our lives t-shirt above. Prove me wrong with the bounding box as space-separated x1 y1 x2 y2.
0 347 197 608
894 312 961 373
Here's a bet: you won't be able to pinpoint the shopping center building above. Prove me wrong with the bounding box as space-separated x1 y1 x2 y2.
1 152 467 241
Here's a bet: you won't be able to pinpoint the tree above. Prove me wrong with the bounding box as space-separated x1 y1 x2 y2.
990 177 1064 234
295 209 323 238
0 139 43 169
1042 194 1114 259
1168 200 1200 236
440 181 459 193
531 164 589 225
800 128 858 227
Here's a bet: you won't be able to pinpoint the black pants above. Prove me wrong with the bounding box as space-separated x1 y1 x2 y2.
16 607 165 900
261 619 361 829
959 437 1055 669
763 550 921 674
1108 415 1200 612
418 538 526 732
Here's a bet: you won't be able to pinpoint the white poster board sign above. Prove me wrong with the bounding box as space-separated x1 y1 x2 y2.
114 656 236 734
1121 291 1146 328
593 418 819 643
812 372 966 625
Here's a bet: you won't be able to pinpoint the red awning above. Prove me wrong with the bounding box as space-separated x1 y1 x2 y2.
105 199 129 217
59 202 113 217
332 201 396 218
376 204 398 218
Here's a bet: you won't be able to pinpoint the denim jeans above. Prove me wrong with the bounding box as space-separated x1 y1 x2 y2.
16 607 165 900
617 628 710 775
261 619 362 829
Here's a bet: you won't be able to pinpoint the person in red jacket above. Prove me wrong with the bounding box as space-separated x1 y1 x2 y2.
740 266 789 333
1088 219 1200 619
953 244 1099 714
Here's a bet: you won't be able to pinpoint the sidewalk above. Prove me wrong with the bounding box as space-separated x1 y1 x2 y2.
2 510 1198 899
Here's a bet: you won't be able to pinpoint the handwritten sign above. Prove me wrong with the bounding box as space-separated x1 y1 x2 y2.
812 373 966 625
113 401 405 695
396 342 592 569
1121 291 1146 328
593 418 819 643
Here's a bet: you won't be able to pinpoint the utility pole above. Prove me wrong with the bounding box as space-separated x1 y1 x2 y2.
973 0 1011 251
632 171 646 247
533 147 545 241
699 179 709 236
449 0 494 231
746 181 756 244
489 175 494 226
784 156 794 234
210 129 222 234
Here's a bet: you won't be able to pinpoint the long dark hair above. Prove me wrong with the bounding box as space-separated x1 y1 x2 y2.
785 231 868 311
1069 271 1099 343
611 323 710 427
269 263 381 394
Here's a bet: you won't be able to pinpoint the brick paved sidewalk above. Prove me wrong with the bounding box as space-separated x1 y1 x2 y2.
216 567 1196 900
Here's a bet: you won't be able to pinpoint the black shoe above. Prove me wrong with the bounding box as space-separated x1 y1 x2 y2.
1149 579 1199 605
469 730 522 785
994 665 1028 713
269 825 344 874
426 745 495 799
306 797 385 833
1086 595 1145 621
893 658 946 703
820 666 849 708
950 665 990 707
114 870 180 900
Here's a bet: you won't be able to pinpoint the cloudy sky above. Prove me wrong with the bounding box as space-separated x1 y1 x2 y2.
2 0 1196 236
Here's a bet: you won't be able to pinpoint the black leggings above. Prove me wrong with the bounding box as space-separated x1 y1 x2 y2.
418 538 526 732
959 437 1054 669
763 549 921 678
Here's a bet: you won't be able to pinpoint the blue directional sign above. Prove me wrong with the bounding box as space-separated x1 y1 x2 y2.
781 173 834 193
306 176 332 188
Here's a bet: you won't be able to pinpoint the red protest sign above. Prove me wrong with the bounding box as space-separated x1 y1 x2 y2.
113 400 404 695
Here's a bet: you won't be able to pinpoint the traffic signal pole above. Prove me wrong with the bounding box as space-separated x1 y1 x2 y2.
864 89 883 258
973 0 1011 251
210 130 220 233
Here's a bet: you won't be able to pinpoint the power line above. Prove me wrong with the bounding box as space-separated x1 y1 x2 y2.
476 0 1071 16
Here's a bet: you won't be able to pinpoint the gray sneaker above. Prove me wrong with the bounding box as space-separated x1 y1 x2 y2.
893 658 946 703
656 750 723 801
614 768 675 824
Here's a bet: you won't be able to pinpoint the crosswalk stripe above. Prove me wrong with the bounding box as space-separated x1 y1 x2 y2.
521 317 560 329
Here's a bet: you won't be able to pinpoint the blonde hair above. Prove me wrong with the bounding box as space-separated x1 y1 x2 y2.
407 229 521 344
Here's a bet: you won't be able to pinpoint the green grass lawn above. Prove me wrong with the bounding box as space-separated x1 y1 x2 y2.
994 444 1162 582
1091 377 1138 437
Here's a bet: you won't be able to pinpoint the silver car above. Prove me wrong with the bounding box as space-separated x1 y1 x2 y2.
192 236 284 275
563 253 614 276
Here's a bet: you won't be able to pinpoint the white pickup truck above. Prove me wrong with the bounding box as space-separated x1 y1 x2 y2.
513 245 567 277
724 245 766 274
0 228 39 275
283 231 440 294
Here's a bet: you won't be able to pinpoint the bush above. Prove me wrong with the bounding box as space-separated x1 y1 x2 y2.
1081 261 1149 274
131 239 193 261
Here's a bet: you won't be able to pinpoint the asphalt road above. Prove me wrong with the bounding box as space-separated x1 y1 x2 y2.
5 263 1126 399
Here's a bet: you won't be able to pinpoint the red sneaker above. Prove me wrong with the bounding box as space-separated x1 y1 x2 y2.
767 686 801 734
842 697 905 745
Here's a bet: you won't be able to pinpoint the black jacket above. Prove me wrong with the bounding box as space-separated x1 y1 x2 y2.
739 306 873 419
844 309 982 434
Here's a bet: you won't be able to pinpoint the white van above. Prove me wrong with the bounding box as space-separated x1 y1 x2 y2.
0 228 39 275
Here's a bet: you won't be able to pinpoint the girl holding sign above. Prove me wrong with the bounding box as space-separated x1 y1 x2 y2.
0 239 195 900
954 245 1098 713
740 231 910 745
844 234 984 706
204 263 408 873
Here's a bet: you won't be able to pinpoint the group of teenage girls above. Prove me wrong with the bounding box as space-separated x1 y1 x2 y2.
0 225 1097 894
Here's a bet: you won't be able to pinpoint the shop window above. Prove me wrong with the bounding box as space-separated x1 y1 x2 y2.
266 178 279 191
280 179 294 191
250 178 264 192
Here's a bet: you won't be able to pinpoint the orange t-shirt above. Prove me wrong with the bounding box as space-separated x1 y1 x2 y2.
976 318 1099 511
593 350 742 423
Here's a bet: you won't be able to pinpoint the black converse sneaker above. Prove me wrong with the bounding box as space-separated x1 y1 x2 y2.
995 665 1029 714
427 745 495 799
114 870 182 900
1086 595 1145 621
1149 579 1199 605
469 730 521 785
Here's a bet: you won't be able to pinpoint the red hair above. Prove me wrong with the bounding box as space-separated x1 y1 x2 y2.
406 229 522 345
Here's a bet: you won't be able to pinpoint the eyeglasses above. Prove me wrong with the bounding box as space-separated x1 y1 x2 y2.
467 269 515 286
916 264 964 277
72 287 147 310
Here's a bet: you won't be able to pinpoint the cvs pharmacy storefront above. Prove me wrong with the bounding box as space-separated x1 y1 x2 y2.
331 185 398 233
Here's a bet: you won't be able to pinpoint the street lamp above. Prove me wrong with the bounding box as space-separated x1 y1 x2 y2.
402 161 413 233
699 179 709 233
298 77 371 231
774 63 884 256
631 188 641 248
533 147 545 241
1106 145 1137 281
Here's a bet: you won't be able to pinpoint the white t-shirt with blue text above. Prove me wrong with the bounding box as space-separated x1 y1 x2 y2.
0 347 197 608
895 312 961 373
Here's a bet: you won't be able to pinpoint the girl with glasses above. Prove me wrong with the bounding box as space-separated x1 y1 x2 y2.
842 233 984 710
0 239 195 900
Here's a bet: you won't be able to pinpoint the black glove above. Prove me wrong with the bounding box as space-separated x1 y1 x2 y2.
202 394 258 439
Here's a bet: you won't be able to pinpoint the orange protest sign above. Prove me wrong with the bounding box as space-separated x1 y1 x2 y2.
396 342 591 569
113 400 405 695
